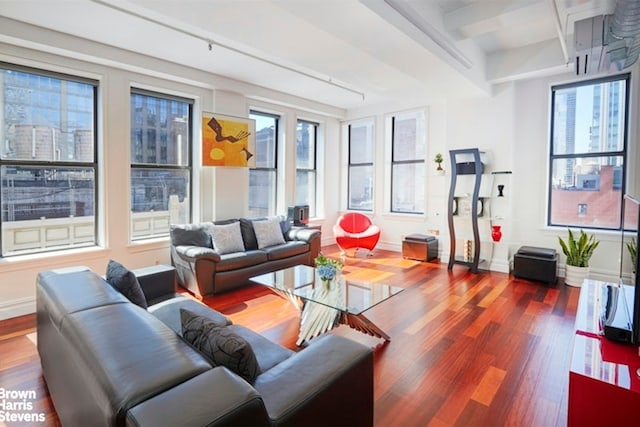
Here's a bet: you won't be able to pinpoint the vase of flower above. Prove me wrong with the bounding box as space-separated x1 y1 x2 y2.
315 253 344 286
491 225 502 242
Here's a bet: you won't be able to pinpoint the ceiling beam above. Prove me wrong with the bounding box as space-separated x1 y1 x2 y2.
444 0 549 40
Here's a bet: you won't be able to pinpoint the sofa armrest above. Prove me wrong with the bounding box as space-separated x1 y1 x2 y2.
171 246 221 299
173 245 222 262
286 227 320 243
253 334 373 427
287 228 321 265
126 368 269 427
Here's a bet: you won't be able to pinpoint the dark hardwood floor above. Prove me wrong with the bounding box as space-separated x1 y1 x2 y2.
0 246 579 426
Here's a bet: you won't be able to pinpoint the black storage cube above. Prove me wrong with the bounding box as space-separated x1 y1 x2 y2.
402 234 438 262
513 246 557 283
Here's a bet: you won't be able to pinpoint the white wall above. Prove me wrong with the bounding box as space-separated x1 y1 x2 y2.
0 22 341 320
511 70 639 281
342 71 638 279
1 19 637 320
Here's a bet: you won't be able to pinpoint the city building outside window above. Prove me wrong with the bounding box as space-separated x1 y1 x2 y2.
0 64 97 256
549 74 628 230
130 89 192 240
248 110 278 217
296 119 318 218
348 120 374 211
391 111 425 214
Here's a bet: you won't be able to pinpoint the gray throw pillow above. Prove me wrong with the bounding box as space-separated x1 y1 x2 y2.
207 221 245 254
181 309 259 384
105 260 148 309
253 217 286 249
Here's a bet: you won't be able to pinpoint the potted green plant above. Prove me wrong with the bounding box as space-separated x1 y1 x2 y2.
434 153 444 174
558 228 599 287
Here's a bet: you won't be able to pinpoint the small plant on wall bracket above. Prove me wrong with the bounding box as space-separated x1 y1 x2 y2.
434 153 444 171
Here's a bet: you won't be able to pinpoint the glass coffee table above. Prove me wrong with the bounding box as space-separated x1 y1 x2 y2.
250 265 403 345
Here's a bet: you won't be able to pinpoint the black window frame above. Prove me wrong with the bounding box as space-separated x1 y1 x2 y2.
296 119 318 218
130 88 193 240
0 62 99 256
347 122 374 211
390 114 425 214
248 109 279 217
547 73 629 231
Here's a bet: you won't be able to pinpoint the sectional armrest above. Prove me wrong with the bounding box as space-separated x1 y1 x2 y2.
253 334 373 426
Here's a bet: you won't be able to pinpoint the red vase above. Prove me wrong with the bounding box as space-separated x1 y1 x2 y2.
491 225 502 242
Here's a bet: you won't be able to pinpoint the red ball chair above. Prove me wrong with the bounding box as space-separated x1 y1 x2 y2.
333 212 380 256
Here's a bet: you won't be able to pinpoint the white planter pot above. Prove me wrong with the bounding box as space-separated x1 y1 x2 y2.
565 265 589 287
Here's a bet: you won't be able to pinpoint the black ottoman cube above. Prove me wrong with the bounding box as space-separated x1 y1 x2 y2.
133 264 177 304
513 246 557 283
402 234 438 262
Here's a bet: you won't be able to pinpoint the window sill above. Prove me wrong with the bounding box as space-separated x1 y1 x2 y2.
0 245 109 273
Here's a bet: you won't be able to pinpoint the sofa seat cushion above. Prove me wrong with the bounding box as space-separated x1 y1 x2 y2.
215 250 268 272
262 241 309 261
61 303 211 425
228 324 294 372
149 296 231 335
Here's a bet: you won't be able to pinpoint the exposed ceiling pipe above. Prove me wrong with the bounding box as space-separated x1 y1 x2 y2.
608 0 640 68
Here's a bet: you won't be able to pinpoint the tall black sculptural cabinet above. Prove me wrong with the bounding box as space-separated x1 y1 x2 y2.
447 148 488 273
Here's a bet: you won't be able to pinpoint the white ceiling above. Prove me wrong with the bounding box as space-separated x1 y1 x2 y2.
0 0 617 111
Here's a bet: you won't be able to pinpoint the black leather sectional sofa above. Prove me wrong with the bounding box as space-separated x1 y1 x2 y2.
36 266 373 426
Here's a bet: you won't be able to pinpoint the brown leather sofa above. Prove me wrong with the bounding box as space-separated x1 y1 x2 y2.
170 218 321 299
36 266 373 427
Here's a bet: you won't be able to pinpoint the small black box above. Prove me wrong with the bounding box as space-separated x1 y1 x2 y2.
513 246 557 283
402 234 438 262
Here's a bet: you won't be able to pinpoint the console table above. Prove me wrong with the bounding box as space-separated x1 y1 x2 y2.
569 279 640 426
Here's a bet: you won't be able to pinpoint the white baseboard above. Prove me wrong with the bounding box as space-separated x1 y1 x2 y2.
489 259 510 273
0 297 36 321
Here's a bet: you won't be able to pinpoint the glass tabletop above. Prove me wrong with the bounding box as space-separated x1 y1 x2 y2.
250 264 404 315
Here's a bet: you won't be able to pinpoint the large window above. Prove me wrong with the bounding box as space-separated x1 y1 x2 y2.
248 110 278 217
391 111 425 214
296 119 318 217
130 89 191 240
548 74 628 229
0 64 97 256
348 120 374 211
